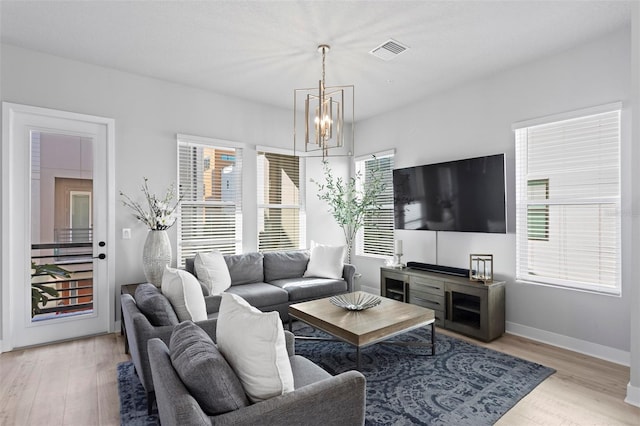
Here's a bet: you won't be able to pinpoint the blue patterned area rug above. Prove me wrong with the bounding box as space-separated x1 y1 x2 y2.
294 322 554 426
117 323 554 426
117 362 158 426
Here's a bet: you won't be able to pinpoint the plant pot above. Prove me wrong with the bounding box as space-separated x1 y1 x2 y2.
142 230 172 287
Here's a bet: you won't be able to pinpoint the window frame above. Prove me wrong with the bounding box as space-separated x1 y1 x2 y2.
513 103 622 296
355 150 395 259
176 134 244 267
256 146 306 252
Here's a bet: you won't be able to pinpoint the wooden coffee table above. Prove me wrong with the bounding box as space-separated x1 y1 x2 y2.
288 291 435 369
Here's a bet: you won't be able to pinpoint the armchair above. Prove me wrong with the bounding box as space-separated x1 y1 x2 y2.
147 329 366 425
121 293 218 413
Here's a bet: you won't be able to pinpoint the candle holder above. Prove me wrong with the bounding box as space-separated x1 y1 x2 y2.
469 254 493 284
391 251 405 268
389 239 405 268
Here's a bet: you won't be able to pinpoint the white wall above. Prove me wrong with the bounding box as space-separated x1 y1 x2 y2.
304 156 350 248
0 26 635 367
353 28 632 359
0 44 296 340
626 0 640 407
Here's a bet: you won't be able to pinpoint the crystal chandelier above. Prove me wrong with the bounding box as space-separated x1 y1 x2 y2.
294 44 354 158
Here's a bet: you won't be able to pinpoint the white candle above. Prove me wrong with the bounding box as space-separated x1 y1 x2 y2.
394 239 403 254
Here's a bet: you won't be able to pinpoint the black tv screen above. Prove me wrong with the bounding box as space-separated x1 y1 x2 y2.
393 154 506 233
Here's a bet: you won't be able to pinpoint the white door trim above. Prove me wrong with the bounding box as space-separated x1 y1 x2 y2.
1 102 116 352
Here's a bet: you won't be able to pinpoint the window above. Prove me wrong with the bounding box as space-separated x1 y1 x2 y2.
527 179 549 241
257 150 305 251
177 135 243 267
355 152 395 257
514 105 621 295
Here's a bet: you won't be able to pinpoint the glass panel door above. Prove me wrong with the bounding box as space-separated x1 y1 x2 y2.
31 132 95 321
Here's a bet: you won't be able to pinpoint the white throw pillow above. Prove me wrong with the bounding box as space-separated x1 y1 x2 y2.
161 266 208 322
216 293 294 403
194 251 232 295
303 241 346 279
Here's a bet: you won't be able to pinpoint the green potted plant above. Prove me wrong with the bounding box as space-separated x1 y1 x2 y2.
31 261 71 317
312 159 386 263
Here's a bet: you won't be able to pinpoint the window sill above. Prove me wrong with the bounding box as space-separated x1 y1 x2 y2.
516 279 621 297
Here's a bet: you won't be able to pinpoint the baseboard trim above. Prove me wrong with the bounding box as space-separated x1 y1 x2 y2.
506 321 630 366
360 284 380 295
625 382 640 407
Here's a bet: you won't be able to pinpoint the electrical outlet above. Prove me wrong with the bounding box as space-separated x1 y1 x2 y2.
122 228 131 239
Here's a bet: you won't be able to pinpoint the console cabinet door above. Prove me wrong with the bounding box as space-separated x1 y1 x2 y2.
444 282 488 341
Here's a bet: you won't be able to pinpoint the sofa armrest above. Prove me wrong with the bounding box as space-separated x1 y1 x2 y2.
215 370 366 425
342 263 356 292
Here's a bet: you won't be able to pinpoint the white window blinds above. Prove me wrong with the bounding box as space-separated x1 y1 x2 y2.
257 151 305 251
177 136 242 267
356 152 395 257
514 107 621 295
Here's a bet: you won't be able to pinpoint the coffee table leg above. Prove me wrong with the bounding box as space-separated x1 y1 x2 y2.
431 322 435 355
356 346 361 370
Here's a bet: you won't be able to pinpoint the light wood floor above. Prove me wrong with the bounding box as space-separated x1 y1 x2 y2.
0 329 638 425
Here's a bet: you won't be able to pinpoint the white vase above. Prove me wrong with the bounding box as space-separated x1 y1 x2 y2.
142 230 172 287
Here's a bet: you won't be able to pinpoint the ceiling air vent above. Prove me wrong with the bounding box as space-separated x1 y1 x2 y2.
369 39 409 61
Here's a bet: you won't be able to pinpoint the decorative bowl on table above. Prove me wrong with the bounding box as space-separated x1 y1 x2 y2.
330 293 382 311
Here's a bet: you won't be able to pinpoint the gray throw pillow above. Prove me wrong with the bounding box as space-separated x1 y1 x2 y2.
263 250 310 282
224 252 264 285
169 321 249 415
134 283 179 326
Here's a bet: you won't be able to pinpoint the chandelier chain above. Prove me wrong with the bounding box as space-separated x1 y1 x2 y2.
321 46 326 88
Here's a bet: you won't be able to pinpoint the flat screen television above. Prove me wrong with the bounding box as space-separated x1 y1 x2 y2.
393 153 506 233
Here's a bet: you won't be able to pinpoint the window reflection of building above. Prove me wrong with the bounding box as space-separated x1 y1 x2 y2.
257 152 302 251
202 148 236 202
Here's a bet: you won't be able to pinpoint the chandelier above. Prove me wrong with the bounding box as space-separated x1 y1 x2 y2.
294 44 354 158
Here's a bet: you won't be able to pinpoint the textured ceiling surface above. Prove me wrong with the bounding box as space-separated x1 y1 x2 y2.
0 1 633 120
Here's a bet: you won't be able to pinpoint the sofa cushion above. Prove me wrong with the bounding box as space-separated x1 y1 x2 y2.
161 266 208 322
303 242 346 280
224 252 264 285
269 277 348 302
169 321 249 415
133 283 179 326
195 251 232 295
216 293 294 403
263 250 310 282
225 282 289 308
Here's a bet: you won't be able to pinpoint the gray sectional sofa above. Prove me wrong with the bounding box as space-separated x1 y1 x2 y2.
147 321 366 425
185 250 356 320
121 249 355 413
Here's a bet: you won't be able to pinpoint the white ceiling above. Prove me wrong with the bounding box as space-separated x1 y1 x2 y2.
0 1 633 121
